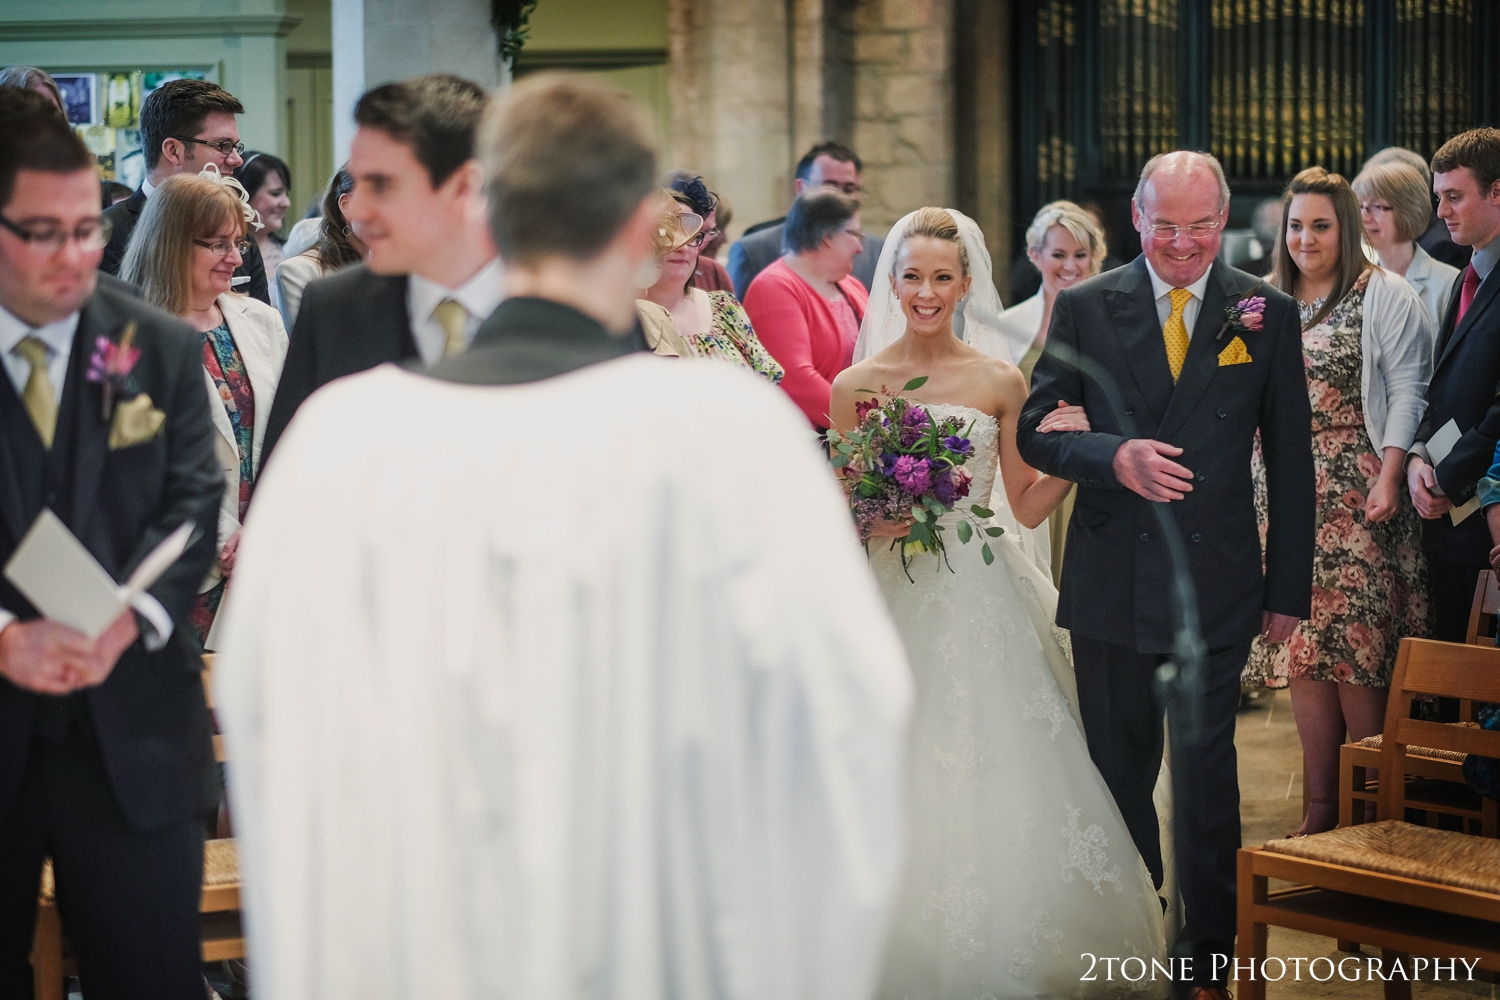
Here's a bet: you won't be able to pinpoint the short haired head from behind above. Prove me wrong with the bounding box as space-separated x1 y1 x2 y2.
354 74 489 189
482 73 657 268
139 78 244 172
781 188 860 255
0 89 105 325
0 67 64 117
1352 160 1432 245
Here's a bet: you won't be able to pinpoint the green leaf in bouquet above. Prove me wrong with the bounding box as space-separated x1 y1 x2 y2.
831 453 850 468
985 526 1004 537
855 388 877 395
911 506 928 523
970 505 994 518
924 497 946 517
902 376 929 391
956 520 973 544
908 521 931 545
982 542 994 565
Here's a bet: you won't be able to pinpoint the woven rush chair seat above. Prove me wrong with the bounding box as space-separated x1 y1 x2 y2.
1358 728 1473 763
1264 819 1500 894
39 839 239 901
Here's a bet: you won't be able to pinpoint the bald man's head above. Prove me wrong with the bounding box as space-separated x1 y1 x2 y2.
1131 151 1230 287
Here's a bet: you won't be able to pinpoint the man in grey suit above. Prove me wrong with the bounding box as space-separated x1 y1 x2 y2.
727 141 884 297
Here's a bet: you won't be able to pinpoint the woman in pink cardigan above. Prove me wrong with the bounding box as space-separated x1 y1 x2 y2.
742 189 869 430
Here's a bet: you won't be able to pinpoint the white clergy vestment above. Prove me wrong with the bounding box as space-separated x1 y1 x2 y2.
214 356 912 1000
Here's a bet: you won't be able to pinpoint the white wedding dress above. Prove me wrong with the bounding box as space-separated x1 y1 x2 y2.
869 403 1166 1000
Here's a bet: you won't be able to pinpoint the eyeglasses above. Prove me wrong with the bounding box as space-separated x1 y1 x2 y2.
173 136 246 158
1359 201 1394 216
1144 221 1221 243
823 181 863 196
194 237 252 257
0 213 112 253
683 228 719 248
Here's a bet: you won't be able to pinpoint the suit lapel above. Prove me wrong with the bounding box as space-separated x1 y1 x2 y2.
378 274 418 359
1158 262 1236 442
64 296 114 535
1103 258 1174 427
1436 267 1500 371
0 377 33 542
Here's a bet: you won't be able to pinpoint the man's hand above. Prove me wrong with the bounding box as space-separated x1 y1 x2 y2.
0 619 96 695
1260 611 1299 644
1407 456 1453 519
64 610 139 690
1112 439 1194 502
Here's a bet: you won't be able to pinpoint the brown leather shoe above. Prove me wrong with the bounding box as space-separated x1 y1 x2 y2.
1187 987 1232 1000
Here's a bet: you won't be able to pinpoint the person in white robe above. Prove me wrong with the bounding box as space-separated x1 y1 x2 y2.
213 75 912 1000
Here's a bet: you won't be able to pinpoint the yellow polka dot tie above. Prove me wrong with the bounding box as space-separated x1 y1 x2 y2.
1163 287 1192 382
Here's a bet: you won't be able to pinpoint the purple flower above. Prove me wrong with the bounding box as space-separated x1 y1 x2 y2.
893 455 932 494
943 435 972 455
878 451 898 476
933 471 957 506
902 406 931 429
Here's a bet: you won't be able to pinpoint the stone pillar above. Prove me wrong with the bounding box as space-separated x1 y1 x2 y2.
331 0 499 163
847 0 954 234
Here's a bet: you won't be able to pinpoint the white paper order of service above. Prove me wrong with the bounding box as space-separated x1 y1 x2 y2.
1425 419 1482 526
3 510 194 639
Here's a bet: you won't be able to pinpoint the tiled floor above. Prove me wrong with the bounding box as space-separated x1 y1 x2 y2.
1233 688 1496 999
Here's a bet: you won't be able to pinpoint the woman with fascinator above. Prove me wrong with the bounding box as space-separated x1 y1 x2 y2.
832 208 1166 997
120 164 289 648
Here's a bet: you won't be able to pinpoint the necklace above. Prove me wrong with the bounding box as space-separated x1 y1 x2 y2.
1297 295 1327 325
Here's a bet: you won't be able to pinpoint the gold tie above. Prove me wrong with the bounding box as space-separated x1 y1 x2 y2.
14 336 56 448
432 298 470 358
1163 287 1193 382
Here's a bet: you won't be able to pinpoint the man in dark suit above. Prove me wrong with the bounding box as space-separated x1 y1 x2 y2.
726 141 884 297
1406 128 1500 641
100 78 269 305
260 73 501 466
0 94 222 999
1017 151 1314 1000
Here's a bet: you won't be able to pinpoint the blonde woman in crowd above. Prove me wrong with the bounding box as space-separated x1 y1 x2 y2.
1353 159 1460 330
971 200 1105 582
120 167 288 648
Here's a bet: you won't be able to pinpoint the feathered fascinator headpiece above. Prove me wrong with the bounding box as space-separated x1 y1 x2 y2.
198 162 264 232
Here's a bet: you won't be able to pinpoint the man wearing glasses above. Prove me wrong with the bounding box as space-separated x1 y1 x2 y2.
101 78 271 305
1018 151 1314 1000
0 88 222 999
727 141 885 298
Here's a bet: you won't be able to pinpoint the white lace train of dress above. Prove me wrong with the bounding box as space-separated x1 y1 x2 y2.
873 405 1166 1000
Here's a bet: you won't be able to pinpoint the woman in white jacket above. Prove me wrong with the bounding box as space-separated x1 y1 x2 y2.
1242 167 1435 837
1353 159 1461 331
120 166 289 649
969 201 1105 584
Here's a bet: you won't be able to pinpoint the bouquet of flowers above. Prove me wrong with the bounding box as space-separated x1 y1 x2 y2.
828 377 1003 578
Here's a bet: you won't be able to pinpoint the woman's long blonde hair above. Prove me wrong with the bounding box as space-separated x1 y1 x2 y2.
1024 200 1107 274
119 172 250 317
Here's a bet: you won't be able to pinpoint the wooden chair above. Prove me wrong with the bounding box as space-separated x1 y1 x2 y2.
30 655 243 1000
1336 571 1500 836
1465 569 1500 646
1238 638 1500 1000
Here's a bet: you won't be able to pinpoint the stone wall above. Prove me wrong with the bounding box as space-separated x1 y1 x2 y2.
846 0 954 233
667 0 954 240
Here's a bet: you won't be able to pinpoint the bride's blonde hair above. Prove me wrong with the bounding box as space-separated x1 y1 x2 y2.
892 206 970 278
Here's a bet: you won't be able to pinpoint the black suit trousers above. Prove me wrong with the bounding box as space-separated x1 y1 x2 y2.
0 715 204 1000
1071 634 1249 990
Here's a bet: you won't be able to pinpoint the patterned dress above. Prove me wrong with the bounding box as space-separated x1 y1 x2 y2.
687 291 785 383
189 321 255 646
1242 285 1432 688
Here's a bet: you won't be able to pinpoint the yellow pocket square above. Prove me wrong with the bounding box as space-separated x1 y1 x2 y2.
108 393 166 449
1217 336 1253 366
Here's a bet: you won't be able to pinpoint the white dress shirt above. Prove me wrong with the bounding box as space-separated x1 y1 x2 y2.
0 303 172 647
1143 258 1215 338
406 258 505 365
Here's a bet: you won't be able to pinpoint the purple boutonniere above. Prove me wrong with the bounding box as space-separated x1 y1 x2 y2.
1216 286 1267 341
85 321 141 421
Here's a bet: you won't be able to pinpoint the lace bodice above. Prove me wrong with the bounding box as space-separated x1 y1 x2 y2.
923 402 1000 516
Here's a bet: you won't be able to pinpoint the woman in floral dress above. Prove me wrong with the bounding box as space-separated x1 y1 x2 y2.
1243 167 1435 836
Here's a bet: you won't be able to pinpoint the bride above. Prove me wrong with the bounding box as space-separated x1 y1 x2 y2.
831 208 1165 998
